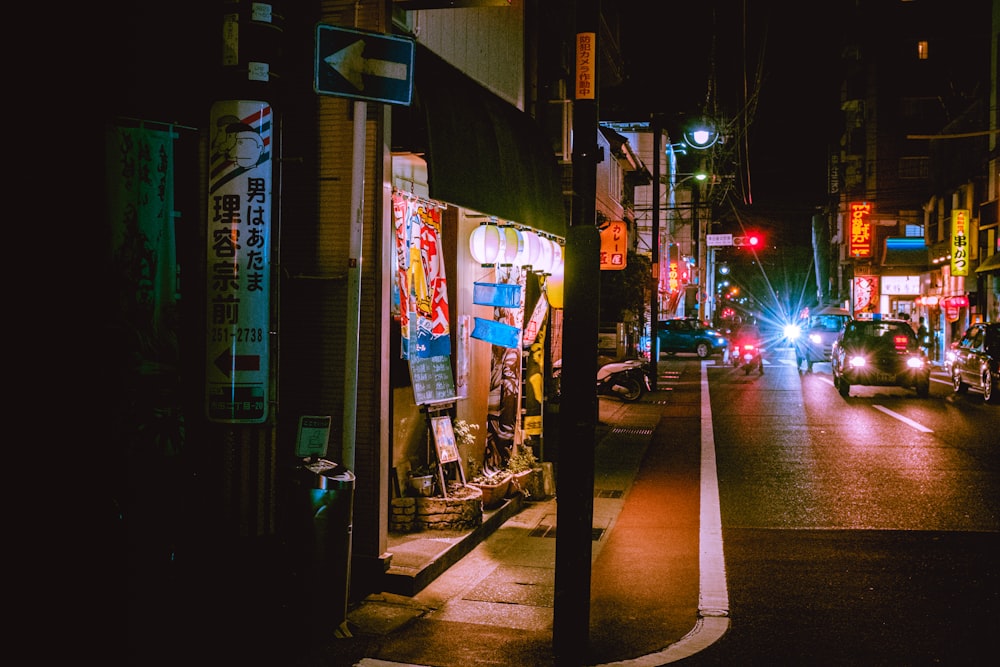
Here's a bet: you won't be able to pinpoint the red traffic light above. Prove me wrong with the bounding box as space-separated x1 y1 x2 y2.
733 232 763 248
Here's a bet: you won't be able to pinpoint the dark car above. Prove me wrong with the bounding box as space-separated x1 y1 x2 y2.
831 317 931 398
791 306 850 372
950 322 999 404
657 317 729 358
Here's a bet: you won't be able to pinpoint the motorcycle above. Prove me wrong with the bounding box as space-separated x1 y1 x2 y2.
596 359 650 401
551 358 651 402
731 340 764 375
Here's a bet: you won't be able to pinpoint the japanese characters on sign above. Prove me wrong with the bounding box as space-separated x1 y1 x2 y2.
853 275 879 313
205 100 272 424
599 220 627 270
951 209 969 277
667 244 681 293
575 32 595 100
849 201 872 258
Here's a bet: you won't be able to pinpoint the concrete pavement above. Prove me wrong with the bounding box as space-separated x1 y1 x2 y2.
290 360 728 667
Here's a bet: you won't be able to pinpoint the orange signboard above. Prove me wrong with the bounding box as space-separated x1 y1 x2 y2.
599 220 627 270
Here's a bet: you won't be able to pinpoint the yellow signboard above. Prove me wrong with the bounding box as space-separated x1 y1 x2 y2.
951 209 969 276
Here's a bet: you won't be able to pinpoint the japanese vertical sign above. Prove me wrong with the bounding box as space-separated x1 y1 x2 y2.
599 220 627 270
575 32 595 100
205 100 272 423
849 201 872 258
951 209 969 276
853 275 879 314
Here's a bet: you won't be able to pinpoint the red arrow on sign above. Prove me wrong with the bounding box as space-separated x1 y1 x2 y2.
214 349 261 377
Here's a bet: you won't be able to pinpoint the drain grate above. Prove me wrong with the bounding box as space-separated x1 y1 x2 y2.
529 524 606 541
594 488 624 498
610 427 653 436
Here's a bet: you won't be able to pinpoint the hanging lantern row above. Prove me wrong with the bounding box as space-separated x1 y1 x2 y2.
469 220 564 274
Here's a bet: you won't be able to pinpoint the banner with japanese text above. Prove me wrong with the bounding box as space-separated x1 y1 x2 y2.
950 209 970 276
205 100 272 424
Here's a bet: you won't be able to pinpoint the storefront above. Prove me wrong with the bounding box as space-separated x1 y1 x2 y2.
389 43 566 498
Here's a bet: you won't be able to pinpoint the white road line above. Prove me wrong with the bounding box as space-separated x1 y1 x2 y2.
872 404 934 433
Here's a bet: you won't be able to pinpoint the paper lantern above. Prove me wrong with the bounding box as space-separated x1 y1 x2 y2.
546 263 564 308
499 226 522 265
518 229 542 268
469 222 502 264
535 236 554 274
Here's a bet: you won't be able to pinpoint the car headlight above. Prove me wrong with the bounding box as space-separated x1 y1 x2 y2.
848 355 867 368
808 333 822 344
906 357 925 369
783 324 801 340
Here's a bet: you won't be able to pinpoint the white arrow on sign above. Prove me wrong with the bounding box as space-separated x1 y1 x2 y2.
324 40 409 91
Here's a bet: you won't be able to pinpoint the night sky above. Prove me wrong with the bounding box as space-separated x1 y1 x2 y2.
604 1 848 242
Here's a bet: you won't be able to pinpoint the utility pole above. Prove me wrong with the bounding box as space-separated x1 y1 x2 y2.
554 0 600 662
649 115 660 390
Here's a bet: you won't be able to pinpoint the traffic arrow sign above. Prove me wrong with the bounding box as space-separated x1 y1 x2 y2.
315 25 414 105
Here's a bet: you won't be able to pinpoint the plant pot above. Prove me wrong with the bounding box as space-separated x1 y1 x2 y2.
407 474 435 497
469 476 511 509
508 469 535 498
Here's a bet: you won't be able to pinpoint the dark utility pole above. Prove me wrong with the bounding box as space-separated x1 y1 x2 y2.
649 115 661 390
554 0 600 662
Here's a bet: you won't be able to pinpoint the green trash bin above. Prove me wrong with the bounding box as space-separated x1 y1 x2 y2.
291 458 355 636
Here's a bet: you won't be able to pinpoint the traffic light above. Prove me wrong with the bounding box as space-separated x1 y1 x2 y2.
733 232 763 248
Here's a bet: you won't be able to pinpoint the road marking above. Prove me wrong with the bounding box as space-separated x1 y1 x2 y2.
872 405 934 433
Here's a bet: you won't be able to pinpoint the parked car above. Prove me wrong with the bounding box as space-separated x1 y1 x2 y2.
950 322 999 404
791 306 851 372
831 317 931 398
657 317 729 358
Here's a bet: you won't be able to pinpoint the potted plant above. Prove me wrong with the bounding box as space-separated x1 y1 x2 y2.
468 467 512 509
452 419 479 450
506 446 539 498
407 461 437 497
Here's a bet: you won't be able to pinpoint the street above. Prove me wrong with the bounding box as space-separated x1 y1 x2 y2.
674 347 1000 665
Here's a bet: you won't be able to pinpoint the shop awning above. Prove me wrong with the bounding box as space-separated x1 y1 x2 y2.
401 44 566 238
976 251 1000 273
881 237 928 269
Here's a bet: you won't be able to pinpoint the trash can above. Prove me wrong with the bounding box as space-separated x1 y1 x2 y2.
289 458 355 636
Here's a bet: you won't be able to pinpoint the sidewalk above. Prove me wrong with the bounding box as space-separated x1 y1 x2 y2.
291 362 715 666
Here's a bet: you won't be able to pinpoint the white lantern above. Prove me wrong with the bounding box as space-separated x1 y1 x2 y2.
518 229 542 268
535 236 554 274
469 222 502 264
499 226 522 265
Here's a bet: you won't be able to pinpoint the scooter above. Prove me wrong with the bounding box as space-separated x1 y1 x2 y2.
596 359 650 402
732 341 764 375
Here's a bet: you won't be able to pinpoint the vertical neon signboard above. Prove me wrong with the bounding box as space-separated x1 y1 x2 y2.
950 209 969 276
849 201 872 258
205 100 272 423
599 220 627 270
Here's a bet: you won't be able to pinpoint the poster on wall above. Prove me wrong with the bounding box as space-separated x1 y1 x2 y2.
853 275 879 313
205 100 272 424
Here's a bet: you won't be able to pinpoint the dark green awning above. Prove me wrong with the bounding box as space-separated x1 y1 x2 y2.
976 251 1000 273
406 44 566 238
